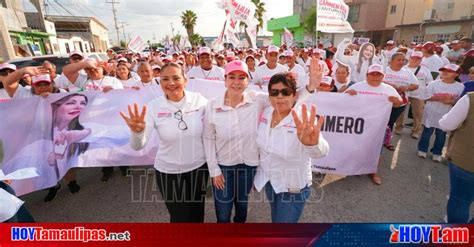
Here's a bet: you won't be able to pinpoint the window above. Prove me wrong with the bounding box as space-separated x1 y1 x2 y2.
348 5 360 22
65 43 70 54
412 35 424 44
447 2 455 10
436 33 450 42
390 5 397 14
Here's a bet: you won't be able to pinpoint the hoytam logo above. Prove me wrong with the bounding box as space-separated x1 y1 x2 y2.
390 224 469 244
11 227 131 242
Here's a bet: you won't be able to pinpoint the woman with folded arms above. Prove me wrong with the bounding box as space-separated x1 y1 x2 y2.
253 73 329 223
120 62 208 223
203 59 321 223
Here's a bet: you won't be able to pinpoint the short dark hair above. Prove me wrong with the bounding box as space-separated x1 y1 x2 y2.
268 72 297 95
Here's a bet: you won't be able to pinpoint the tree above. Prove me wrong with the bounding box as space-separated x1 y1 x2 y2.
181 10 198 41
120 40 126 48
189 33 204 47
303 7 321 46
172 34 182 46
240 0 266 47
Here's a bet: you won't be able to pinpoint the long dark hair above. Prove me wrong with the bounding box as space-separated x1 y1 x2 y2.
357 43 375 74
51 93 89 159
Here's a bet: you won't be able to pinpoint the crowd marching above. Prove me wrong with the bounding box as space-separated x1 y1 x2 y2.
1 36 473 224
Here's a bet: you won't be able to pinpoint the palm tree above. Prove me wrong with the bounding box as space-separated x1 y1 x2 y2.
240 0 266 47
181 10 197 41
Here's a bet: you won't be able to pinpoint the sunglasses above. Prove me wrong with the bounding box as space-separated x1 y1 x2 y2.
174 110 188 130
269 88 294 97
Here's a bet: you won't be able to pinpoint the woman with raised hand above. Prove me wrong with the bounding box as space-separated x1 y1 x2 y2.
335 38 379 83
203 59 321 223
120 62 208 223
253 74 329 223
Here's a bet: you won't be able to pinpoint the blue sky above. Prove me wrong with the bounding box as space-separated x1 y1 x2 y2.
23 0 293 44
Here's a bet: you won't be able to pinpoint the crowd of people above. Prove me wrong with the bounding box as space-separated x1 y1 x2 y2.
1 35 473 224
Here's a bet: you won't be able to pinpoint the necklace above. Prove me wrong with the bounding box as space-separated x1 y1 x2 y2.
201 67 213 79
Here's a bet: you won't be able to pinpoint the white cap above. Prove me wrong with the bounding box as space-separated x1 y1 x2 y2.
151 65 161 70
410 51 423 58
32 74 52 85
367 64 385 75
198 47 212 56
284 50 294 57
451 40 459 44
69 50 83 58
312 48 322 54
320 76 333 86
117 57 128 63
0 63 16 71
226 51 235 58
267 45 279 54
386 40 395 45
439 63 460 73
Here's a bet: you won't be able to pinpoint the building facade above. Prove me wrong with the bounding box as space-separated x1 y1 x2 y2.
387 0 474 43
267 15 305 46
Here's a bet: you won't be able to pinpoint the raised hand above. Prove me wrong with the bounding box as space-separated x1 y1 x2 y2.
120 103 147 133
21 66 49 76
291 104 325 146
308 57 323 90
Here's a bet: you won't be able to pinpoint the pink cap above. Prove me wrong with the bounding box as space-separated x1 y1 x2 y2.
69 50 83 58
386 40 395 45
451 40 459 44
0 63 16 71
410 51 423 58
312 48 322 54
32 74 52 85
439 64 460 73
367 64 385 75
225 60 249 78
198 47 212 56
162 56 172 62
226 51 235 58
267 45 279 54
284 50 294 57
320 76 333 86
151 65 161 70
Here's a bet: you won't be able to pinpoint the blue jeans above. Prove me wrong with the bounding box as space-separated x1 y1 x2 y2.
264 182 311 223
417 126 446 155
447 163 474 223
212 164 256 223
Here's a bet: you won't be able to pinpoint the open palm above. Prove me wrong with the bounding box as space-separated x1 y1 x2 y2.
120 103 147 133
291 104 324 146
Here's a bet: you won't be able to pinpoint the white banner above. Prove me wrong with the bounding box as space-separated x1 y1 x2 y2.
224 0 256 26
317 0 354 33
283 28 294 47
0 80 391 195
127 36 146 53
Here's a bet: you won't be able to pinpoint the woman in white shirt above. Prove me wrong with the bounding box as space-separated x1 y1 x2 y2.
335 38 378 83
2 67 82 201
382 52 419 150
116 63 139 89
120 62 209 223
203 60 320 223
253 73 329 223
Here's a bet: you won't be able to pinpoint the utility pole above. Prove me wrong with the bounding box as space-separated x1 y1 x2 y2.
118 21 128 45
106 0 120 46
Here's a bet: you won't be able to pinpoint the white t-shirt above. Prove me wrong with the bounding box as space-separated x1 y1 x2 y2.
404 65 433 99
73 74 124 92
187 66 225 81
13 86 67 99
253 63 288 86
119 78 140 89
383 67 419 105
305 58 329 75
123 79 163 96
346 81 402 102
423 80 465 129
0 88 11 102
421 55 444 73
286 63 308 88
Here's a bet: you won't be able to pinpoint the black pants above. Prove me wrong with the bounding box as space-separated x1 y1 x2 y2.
155 163 209 223
102 166 129 176
387 106 406 131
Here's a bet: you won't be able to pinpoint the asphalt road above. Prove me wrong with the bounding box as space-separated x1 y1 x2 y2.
19 127 464 223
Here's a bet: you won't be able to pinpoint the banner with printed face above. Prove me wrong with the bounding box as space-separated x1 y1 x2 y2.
0 79 390 195
224 0 256 26
317 0 354 33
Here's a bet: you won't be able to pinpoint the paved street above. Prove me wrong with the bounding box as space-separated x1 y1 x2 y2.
19 127 462 223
